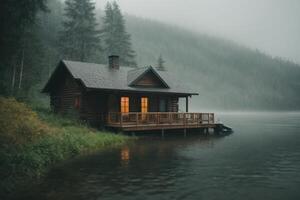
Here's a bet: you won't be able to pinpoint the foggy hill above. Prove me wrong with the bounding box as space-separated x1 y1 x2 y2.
124 16 300 111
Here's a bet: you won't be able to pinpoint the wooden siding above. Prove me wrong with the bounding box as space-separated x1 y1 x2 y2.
50 73 81 114
134 71 165 87
49 71 182 128
108 94 119 113
116 94 179 113
169 97 179 112
81 92 107 126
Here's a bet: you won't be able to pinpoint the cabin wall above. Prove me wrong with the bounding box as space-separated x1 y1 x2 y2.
50 76 180 127
50 73 81 114
81 92 108 126
134 72 165 88
115 93 179 113
168 97 179 112
108 94 119 112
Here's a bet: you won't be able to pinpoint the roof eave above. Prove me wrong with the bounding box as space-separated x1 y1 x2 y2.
85 87 198 96
41 60 88 94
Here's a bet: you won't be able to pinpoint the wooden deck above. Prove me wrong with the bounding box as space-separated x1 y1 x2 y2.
107 112 216 131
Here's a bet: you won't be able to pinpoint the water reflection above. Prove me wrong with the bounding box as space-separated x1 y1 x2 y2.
14 114 300 200
120 147 130 166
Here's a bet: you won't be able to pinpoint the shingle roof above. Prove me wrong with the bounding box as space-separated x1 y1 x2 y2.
43 60 198 95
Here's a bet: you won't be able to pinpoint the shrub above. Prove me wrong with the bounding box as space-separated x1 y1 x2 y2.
0 97 130 197
0 97 51 145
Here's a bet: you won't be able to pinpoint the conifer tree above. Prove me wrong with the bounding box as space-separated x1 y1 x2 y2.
157 54 166 71
59 0 100 62
0 0 48 95
102 1 136 67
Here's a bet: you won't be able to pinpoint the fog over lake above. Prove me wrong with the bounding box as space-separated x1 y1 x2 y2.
2 1 300 199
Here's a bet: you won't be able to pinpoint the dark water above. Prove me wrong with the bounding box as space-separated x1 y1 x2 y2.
19 113 300 200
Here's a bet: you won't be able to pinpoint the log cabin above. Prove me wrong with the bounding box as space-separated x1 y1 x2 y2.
42 55 218 133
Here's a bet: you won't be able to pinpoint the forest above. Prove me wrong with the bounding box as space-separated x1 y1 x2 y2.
1 0 300 110
1 1 300 198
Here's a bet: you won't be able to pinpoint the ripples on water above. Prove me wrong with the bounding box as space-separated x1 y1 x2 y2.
17 113 300 200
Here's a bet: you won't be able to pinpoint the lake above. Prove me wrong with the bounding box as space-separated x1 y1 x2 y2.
18 113 300 200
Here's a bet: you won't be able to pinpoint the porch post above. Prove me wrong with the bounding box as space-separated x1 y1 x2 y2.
185 96 189 113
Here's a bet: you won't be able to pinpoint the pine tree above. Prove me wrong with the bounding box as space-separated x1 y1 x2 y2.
157 54 166 71
102 1 136 67
59 0 100 62
0 0 48 95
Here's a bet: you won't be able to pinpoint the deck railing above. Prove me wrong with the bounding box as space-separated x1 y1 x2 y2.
107 112 214 127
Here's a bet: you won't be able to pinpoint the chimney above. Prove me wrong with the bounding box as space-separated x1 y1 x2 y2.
108 55 119 70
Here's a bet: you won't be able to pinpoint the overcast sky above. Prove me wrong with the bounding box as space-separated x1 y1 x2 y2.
95 0 300 64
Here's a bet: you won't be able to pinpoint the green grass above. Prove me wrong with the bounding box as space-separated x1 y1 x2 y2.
0 97 131 197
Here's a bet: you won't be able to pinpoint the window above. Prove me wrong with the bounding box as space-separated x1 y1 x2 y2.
159 98 166 112
121 97 129 113
141 97 148 113
74 96 81 109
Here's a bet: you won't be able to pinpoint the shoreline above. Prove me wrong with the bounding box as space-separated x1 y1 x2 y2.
0 97 132 199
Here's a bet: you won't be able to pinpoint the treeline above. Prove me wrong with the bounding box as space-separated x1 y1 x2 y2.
1 0 300 110
0 0 136 101
125 16 300 110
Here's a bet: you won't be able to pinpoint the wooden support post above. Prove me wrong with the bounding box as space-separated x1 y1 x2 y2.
185 96 189 113
184 128 187 137
161 129 165 138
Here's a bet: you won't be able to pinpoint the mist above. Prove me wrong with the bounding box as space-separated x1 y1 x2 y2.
96 0 300 64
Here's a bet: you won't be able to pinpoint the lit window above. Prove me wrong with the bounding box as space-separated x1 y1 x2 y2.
121 97 129 113
141 97 148 113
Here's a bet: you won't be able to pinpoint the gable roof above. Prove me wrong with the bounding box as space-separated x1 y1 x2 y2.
42 60 198 96
127 66 169 88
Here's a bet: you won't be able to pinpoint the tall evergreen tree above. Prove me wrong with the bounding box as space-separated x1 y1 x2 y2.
102 1 136 67
59 0 100 62
0 0 48 95
157 54 166 71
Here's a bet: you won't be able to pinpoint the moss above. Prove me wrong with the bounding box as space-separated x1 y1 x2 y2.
0 97 130 197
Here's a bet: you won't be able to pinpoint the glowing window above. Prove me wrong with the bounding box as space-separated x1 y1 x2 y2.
141 97 148 113
121 97 129 113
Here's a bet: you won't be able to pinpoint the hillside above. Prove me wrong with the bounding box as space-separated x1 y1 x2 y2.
12 0 300 111
125 16 300 111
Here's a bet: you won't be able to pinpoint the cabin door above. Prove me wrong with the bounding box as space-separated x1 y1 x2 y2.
141 97 148 121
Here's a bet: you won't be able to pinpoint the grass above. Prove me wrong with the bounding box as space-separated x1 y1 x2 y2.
0 97 131 198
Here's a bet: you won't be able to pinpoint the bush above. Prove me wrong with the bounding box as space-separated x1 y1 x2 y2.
0 97 130 197
0 97 51 145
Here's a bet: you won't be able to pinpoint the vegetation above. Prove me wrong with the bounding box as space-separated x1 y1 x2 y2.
0 97 129 197
60 0 101 62
0 0 48 96
0 0 137 99
102 1 136 66
126 16 300 110
0 0 300 110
